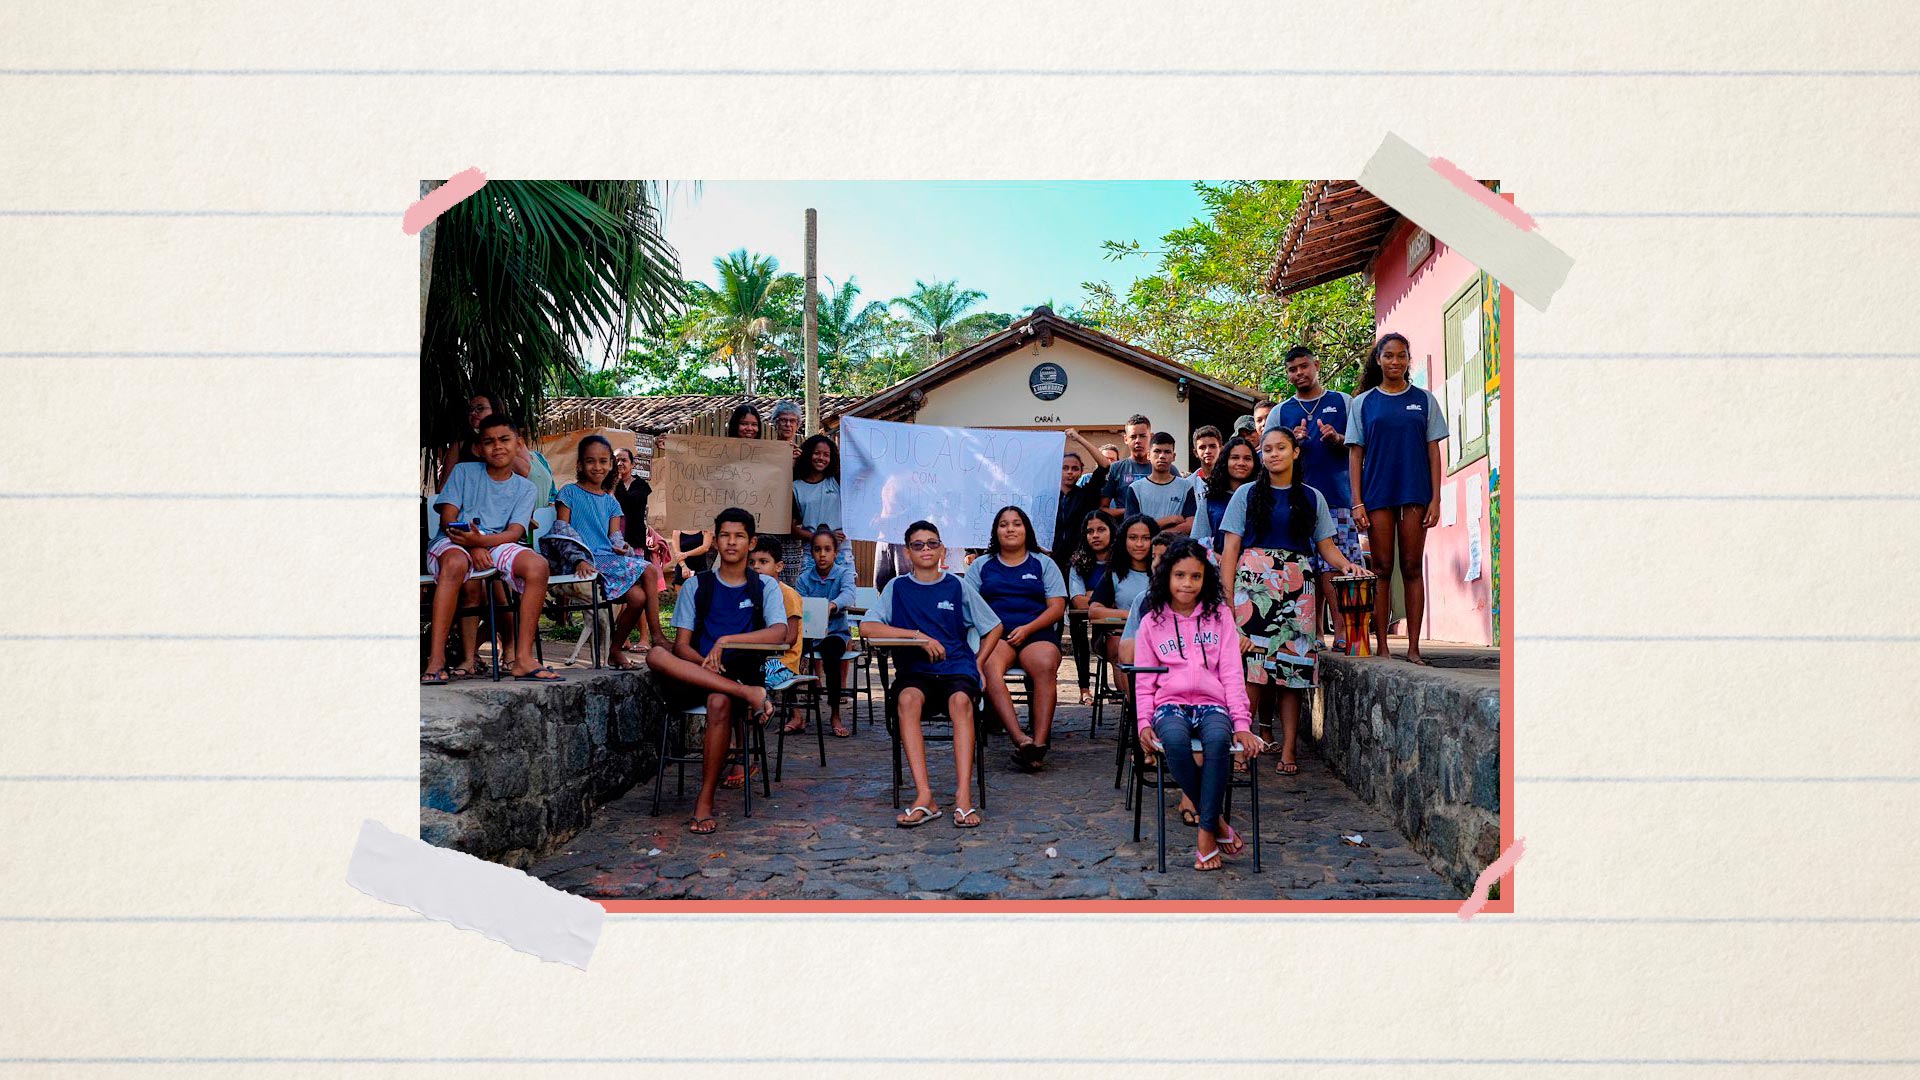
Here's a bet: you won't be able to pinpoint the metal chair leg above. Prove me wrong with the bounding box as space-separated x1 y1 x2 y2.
1155 757 1168 874
1250 757 1262 873
813 680 827 766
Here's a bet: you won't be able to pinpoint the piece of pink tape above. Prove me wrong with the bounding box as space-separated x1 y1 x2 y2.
402 168 488 235
1427 157 1537 231
1457 836 1525 921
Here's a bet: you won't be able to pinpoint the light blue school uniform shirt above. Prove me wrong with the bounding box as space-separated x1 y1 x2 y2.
432 462 536 543
555 483 623 557
1125 474 1198 523
1121 592 1148 641
1345 384 1448 509
792 477 843 535
1218 481 1336 555
796 560 858 639
670 571 790 656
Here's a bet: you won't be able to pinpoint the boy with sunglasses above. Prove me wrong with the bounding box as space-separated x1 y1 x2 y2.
858 520 1003 830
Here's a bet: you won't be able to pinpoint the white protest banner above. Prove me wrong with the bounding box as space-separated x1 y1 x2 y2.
646 433 794 535
840 417 1064 551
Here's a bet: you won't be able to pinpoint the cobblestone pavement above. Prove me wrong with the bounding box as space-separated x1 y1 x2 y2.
530 663 1461 901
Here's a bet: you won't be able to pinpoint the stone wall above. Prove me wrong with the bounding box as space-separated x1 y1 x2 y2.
1308 655 1500 894
420 668 664 869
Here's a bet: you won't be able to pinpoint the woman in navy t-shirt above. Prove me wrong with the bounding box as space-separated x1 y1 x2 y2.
1345 333 1450 664
966 505 1069 772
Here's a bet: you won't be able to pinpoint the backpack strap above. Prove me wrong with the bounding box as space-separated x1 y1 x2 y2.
693 569 718 630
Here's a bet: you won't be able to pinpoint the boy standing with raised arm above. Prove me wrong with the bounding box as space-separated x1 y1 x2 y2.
859 520 1004 830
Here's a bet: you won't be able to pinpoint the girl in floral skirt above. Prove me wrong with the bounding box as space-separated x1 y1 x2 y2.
1215 426 1370 775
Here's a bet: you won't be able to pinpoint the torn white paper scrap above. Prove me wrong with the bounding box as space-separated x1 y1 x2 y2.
346 819 603 970
1440 481 1458 528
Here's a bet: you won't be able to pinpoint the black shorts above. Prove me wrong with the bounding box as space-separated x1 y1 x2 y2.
891 671 982 713
659 653 765 714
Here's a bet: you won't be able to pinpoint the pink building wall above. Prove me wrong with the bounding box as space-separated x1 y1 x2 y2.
1367 221 1504 647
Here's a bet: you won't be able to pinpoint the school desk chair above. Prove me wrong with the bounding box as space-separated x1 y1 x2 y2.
813 631 873 738
772 652 825 780
1121 662 1263 875
650 692 774 819
1088 617 1132 743
525 507 612 669
420 497 502 681
873 643 988 813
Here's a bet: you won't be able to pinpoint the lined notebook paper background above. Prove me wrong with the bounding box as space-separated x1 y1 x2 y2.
5 1 1920 1074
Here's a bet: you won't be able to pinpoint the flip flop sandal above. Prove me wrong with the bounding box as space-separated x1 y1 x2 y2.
1194 848 1223 871
830 722 852 738
513 667 565 683
1179 807 1201 827
896 804 941 829
952 807 982 829
1277 760 1300 775
781 718 807 735
721 766 758 790
1219 825 1246 856
420 669 450 685
687 817 717 835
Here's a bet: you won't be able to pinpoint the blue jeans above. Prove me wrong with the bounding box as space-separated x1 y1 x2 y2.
1150 703 1235 832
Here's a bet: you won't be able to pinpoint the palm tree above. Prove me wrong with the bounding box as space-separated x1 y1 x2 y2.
420 180 683 453
816 277 890 370
681 249 799 395
893 278 989 361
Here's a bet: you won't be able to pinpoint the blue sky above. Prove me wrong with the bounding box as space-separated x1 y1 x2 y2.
658 181 1211 314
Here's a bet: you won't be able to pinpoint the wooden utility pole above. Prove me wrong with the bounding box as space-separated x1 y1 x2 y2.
803 208 820 434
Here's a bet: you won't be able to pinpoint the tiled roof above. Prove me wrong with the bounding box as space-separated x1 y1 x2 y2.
540 394 864 436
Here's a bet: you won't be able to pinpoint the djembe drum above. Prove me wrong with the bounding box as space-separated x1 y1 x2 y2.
1332 575 1377 657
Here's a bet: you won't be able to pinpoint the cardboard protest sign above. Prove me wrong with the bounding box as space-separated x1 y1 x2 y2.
537 427 640 489
646 433 793 535
840 417 1064 550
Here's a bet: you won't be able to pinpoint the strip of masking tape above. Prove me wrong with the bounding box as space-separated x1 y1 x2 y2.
345 819 603 969
1357 133 1572 310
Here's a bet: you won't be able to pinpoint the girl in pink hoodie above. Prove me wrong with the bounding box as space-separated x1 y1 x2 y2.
1134 539 1265 871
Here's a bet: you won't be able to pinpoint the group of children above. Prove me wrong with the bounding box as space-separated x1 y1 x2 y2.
423 334 1450 869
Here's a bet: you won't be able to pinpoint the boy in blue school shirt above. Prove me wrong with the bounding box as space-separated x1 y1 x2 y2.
645 507 792 836
860 520 1003 830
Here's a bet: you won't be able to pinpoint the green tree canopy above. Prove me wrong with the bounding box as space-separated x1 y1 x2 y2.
420 180 683 451
1079 181 1376 395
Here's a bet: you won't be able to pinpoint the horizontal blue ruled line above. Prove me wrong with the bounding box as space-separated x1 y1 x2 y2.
1536 210 1920 220
0 350 407 359
0 634 410 642
0 492 413 501
1 1055 1915 1067
1521 633 1920 643
7 66 1920 78
0 209 389 218
1526 351 1920 360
